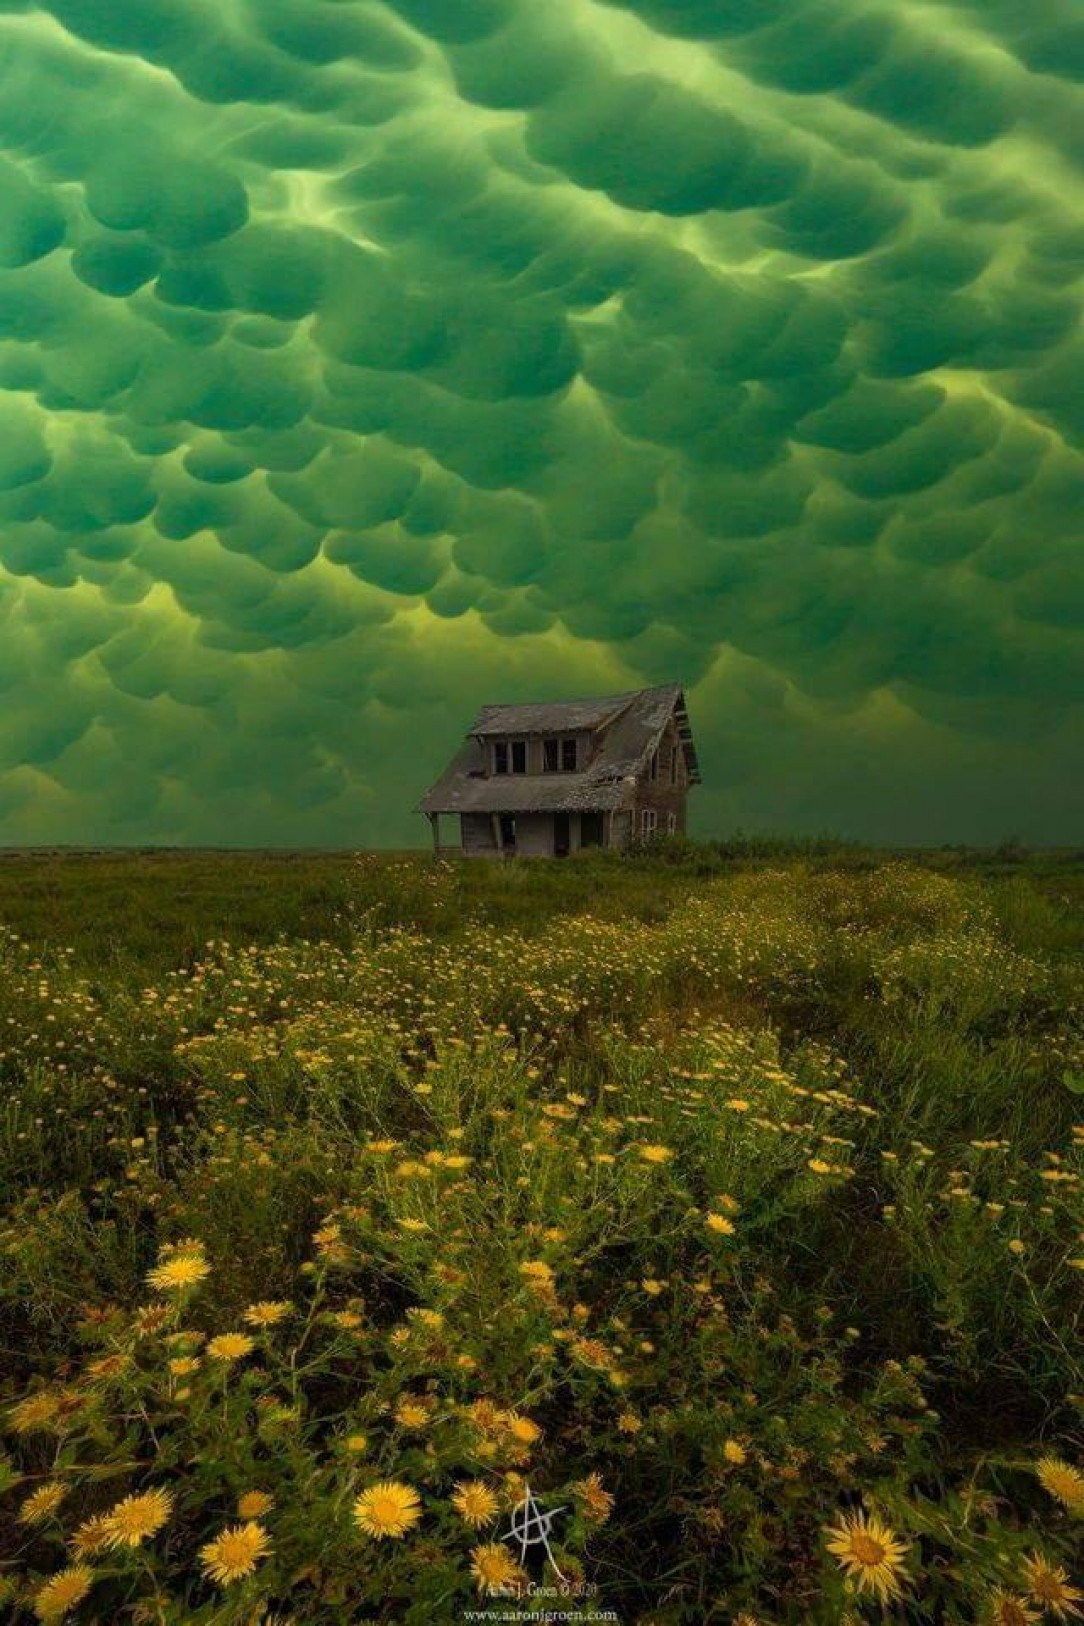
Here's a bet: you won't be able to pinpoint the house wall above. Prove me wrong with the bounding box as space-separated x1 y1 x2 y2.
632 718 688 838
610 810 633 850
514 813 554 857
461 813 499 857
461 811 558 858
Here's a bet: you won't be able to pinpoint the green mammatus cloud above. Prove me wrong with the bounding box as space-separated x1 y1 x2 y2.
0 0 1082 845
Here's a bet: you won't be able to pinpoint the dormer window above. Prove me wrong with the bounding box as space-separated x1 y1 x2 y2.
493 740 527 775
542 737 579 772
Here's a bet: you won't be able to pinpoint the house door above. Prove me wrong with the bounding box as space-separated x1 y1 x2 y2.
499 814 516 853
553 811 570 858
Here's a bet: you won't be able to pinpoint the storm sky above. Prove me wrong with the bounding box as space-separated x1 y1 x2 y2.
1 0 1083 846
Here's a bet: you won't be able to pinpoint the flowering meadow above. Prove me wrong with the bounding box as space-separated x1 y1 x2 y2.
0 851 1082 1625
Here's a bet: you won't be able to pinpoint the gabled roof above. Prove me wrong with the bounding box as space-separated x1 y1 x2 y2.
417 683 700 816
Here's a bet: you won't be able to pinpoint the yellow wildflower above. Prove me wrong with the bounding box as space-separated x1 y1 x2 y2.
33 1566 95 1621
470 1542 524 1594
353 1480 423 1539
1038 1457 1084 1514
102 1487 174 1547
206 1332 255 1363
452 1481 501 1528
199 1521 273 1585
824 1508 909 1602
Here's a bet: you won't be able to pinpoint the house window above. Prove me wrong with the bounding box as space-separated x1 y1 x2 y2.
499 813 516 848
649 749 659 782
641 808 658 839
561 737 578 772
667 812 678 835
543 739 559 773
511 740 527 774
494 741 508 775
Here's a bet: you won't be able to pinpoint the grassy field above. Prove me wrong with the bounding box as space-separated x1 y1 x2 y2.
0 848 1082 1624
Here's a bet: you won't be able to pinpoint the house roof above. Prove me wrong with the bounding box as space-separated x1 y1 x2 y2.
417 683 700 816
470 694 635 737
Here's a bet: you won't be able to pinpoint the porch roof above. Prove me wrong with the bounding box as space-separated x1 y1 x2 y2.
420 742 636 816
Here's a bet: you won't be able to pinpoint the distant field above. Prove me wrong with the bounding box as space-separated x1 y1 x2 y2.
0 849 1082 1622
0 841 1081 973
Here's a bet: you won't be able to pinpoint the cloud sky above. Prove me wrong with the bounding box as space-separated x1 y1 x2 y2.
0 0 1082 845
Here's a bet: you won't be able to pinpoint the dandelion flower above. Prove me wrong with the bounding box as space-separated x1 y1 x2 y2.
147 1254 210 1293
237 1491 274 1520
20 1482 66 1524
33 1565 95 1621
199 1521 273 1585
638 1144 672 1165
985 1590 1039 1626
506 1414 541 1445
102 1487 174 1547
572 1472 614 1524
1023 1553 1084 1618
243 1301 292 1328
824 1508 909 1602
9 1392 62 1434
518 1260 555 1284
395 1399 430 1430
723 1439 747 1466
71 1514 114 1556
705 1213 735 1236
206 1332 255 1363
1037 1457 1084 1514
470 1542 523 1594
353 1481 422 1540
452 1481 500 1528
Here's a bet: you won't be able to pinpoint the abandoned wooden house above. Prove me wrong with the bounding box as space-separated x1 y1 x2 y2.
418 683 700 858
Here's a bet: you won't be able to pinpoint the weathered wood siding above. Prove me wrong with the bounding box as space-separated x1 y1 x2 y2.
461 813 498 857
514 813 554 857
632 717 688 837
610 810 633 849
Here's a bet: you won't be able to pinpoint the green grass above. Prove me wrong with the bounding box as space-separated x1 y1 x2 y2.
0 849 1081 1623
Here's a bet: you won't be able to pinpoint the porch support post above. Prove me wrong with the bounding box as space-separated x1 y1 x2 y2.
492 812 505 858
427 812 440 855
